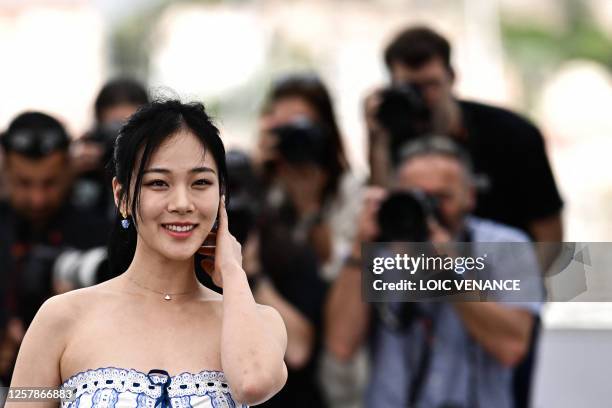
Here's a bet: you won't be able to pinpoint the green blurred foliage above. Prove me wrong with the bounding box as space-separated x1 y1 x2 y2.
501 0 612 106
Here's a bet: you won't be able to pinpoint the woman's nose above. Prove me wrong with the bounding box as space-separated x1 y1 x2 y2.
167 186 194 213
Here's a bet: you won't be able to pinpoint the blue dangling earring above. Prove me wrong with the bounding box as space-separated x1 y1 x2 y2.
121 212 130 229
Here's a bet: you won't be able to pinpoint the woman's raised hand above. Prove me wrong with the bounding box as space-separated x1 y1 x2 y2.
199 196 243 288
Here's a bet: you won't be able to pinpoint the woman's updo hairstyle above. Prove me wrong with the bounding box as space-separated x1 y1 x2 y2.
108 99 228 276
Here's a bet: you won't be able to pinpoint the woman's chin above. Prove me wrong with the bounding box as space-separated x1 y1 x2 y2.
158 245 200 262
168 253 194 262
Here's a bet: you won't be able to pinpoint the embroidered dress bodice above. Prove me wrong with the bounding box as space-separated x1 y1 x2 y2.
60 367 247 408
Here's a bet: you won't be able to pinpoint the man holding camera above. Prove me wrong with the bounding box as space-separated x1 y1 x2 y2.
367 26 563 244
0 112 109 384
325 137 542 407
70 78 149 220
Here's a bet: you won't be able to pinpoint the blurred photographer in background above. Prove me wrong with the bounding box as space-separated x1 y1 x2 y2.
0 112 109 385
70 78 149 220
246 73 365 407
366 26 563 244
258 73 364 282
326 136 543 408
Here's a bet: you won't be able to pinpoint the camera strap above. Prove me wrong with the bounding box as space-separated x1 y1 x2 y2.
408 227 475 408
460 227 480 408
407 313 434 407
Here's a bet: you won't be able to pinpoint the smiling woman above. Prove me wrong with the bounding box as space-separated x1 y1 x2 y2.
113 128 221 272
7 100 288 408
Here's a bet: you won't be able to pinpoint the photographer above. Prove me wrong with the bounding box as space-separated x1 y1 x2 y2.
366 26 563 244
325 136 542 408
0 112 109 384
249 73 365 407
257 73 363 281
70 78 149 220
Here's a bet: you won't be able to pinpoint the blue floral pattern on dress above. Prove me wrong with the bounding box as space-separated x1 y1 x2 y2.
92 388 119 408
60 367 246 408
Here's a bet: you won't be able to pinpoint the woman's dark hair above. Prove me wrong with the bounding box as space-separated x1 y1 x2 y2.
267 72 349 201
108 99 227 276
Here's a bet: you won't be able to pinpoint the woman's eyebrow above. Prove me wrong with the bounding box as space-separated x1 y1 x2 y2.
143 167 216 175
143 168 170 174
191 167 217 175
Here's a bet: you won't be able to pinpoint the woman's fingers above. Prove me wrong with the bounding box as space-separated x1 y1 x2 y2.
217 195 228 234
211 194 242 272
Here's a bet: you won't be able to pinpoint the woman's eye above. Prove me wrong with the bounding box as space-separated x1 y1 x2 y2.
193 179 213 187
145 180 168 188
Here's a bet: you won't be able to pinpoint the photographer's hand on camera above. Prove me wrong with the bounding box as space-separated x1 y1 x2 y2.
428 219 451 244
364 90 387 141
256 130 281 168
364 89 393 187
353 185 387 252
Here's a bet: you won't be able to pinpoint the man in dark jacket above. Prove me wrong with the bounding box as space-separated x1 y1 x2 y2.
0 111 109 384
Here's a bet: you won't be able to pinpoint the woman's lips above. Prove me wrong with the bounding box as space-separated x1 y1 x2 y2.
161 223 198 239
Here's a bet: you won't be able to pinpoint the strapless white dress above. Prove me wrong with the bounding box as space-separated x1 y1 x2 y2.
60 367 246 408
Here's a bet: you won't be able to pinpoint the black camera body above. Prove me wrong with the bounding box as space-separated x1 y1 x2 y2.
269 117 332 166
374 190 455 330
376 83 432 166
376 190 443 242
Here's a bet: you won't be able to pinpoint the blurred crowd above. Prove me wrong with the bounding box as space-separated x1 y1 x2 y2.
0 26 563 408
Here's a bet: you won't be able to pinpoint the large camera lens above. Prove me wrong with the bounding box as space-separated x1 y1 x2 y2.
377 191 431 242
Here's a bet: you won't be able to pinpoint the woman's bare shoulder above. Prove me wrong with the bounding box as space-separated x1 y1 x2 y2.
10 286 116 390
36 282 117 327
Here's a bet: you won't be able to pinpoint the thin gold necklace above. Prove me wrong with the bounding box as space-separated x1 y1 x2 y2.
125 275 198 301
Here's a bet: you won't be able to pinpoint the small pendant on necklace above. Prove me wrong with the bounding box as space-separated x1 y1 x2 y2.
164 294 171 301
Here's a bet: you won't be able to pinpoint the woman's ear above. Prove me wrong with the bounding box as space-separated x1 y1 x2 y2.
112 177 124 214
